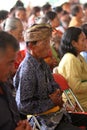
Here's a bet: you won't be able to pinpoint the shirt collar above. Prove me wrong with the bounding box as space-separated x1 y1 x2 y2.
26 52 45 69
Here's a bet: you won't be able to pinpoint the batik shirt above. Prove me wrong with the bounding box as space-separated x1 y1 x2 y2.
14 52 60 115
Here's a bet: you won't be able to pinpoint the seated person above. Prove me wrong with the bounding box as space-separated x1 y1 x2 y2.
14 23 84 130
0 31 32 130
53 27 87 112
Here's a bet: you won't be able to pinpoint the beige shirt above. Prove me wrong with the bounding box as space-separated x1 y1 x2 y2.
53 53 87 111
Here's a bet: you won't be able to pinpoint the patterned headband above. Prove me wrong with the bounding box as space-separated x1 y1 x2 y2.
24 24 52 42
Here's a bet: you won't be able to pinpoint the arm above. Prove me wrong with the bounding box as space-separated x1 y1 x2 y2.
58 54 87 94
14 63 55 115
15 120 32 130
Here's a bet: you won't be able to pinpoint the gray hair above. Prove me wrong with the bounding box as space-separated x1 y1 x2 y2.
3 17 22 31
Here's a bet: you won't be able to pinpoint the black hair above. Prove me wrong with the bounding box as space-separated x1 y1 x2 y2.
0 31 19 52
0 10 9 21
81 24 87 36
54 6 63 13
71 5 81 16
45 11 57 21
14 0 24 8
83 3 87 10
30 6 41 16
42 2 51 13
62 10 69 15
59 27 82 58
10 7 16 13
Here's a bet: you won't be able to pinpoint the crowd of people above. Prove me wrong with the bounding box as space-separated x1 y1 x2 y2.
0 0 87 130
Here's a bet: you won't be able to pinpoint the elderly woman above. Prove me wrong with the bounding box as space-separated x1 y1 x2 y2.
3 17 26 100
53 27 87 112
3 17 26 72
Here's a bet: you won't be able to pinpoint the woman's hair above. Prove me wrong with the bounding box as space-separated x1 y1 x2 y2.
0 10 9 21
83 3 87 10
45 11 57 21
59 27 82 58
54 6 63 13
14 0 24 8
29 6 41 16
41 2 51 14
81 24 87 36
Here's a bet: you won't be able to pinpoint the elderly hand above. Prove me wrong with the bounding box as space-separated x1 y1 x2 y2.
15 120 32 130
49 89 64 107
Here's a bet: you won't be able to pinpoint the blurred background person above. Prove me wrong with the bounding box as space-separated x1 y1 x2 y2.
54 6 63 20
80 23 87 62
41 2 52 15
3 17 26 78
0 10 9 30
68 4 83 27
57 10 71 33
28 6 41 27
62 2 71 14
37 10 62 70
83 3 87 23
14 7 28 30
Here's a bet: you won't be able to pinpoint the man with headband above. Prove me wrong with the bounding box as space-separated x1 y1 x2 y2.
13 24 81 130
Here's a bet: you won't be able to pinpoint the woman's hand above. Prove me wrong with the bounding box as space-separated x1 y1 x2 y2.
15 120 32 130
49 89 64 107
